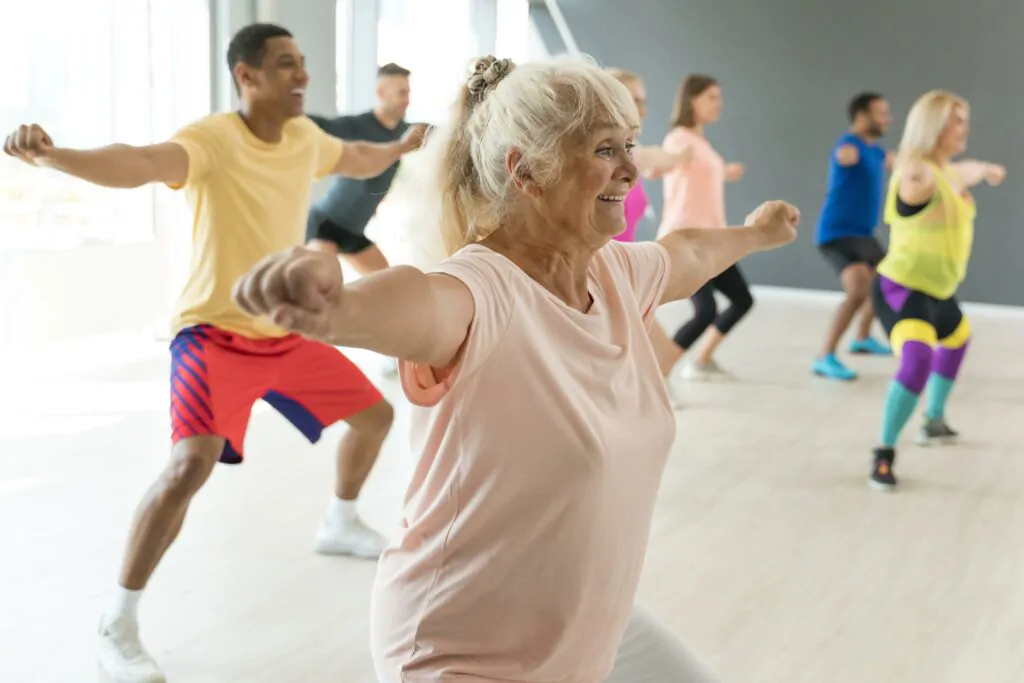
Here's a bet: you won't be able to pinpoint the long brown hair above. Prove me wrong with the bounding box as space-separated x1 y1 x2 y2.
669 74 718 128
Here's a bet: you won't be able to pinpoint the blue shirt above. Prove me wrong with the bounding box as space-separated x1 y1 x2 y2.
815 132 886 245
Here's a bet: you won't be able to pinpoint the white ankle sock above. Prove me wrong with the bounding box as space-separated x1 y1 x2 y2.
106 586 144 623
328 497 359 525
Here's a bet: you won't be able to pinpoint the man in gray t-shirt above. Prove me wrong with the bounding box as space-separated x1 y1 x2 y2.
307 63 425 274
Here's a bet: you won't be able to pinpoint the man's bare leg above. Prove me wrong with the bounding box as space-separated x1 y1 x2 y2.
316 399 396 558
98 435 225 682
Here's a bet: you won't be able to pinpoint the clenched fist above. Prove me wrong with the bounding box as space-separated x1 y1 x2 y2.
724 162 745 182
232 247 346 342
985 163 1006 187
400 123 429 153
3 124 55 166
744 200 800 250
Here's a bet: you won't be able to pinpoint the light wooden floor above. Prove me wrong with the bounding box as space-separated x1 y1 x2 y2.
2 292 1024 683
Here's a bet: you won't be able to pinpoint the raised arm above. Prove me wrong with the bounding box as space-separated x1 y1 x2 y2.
232 249 474 368
3 123 188 188
332 123 428 179
950 159 1006 188
657 201 799 303
632 144 692 179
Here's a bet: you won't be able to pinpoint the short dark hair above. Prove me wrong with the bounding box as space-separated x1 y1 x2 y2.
378 63 411 78
669 74 718 129
848 92 883 122
226 23 293 92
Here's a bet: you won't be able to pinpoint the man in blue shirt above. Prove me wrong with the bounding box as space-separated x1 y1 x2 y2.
812 92 894 381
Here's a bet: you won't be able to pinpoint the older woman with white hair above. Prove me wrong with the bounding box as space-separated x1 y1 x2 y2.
234 54 798 682
868 90 1005 491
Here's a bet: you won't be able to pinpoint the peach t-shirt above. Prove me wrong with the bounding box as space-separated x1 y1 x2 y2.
657 126 726 237
372 241 677 683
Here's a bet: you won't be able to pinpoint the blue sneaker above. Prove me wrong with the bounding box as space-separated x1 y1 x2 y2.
812 354 857 381
849 337 892 355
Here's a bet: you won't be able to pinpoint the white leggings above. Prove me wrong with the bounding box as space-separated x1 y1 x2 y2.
604 607 720 683
379 607 719 683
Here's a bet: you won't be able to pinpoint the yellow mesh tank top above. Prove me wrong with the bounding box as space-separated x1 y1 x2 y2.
877 162 976 300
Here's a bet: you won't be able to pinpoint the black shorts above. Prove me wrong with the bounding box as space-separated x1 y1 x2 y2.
871 276 963 341
306 213 374 255
818 236 885 274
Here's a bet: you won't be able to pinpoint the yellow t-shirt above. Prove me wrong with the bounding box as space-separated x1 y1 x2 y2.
167 112 344 338
877 161 976 300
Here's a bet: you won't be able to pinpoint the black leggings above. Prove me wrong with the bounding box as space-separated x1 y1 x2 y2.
673 264 754 349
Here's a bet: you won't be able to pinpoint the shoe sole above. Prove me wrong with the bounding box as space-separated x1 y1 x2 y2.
97 661 166 683
812 368 857 381
915 434 958 447
868 479 896 492
314 545 383 560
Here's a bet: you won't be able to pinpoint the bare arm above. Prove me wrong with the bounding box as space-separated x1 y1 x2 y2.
332 140 407 180
42 143 189 188
632 144 692 178
4 124 188 188
332 123 427 179
951 159 1005 188
657 201 799 303
330 266 475 366
232 250 474 368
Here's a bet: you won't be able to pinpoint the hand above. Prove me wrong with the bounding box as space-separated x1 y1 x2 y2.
3 124 55 166
724 162 745 182
985 163 1006 186
744 200 799 250
400 123 428 153
232 247 345 342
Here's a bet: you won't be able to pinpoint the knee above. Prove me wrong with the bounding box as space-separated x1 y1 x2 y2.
693 301 718 329
732 289 754 316
357 398 395 437
894 340 934 394
161 444 220 501
843 266 872 303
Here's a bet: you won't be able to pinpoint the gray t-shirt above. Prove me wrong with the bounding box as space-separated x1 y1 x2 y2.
308 111 409 234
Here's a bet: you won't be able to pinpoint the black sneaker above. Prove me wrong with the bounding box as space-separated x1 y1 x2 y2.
870 447 897 491
916 418 959 446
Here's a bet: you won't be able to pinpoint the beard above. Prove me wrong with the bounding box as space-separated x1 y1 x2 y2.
868 122 885 138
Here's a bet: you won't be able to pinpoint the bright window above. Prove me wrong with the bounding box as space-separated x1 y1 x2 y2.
0 0 210 250
495 0 530 64
377 0 477 125
336 0 351 112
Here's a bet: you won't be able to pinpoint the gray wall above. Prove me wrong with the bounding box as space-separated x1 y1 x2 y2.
552 0 1024 306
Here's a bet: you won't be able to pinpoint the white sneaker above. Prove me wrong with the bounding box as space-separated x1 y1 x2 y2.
97 614 165 683
680 360 735 382
314 516 388 559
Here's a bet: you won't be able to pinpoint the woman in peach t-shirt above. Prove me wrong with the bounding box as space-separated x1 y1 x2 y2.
233 55 799 683
657 75 753 383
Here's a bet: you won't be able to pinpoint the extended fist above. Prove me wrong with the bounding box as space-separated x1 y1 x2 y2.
985 163 1006 187
401 123 429 152
232 247 345 342
724 162 745 182
744 200 800 250
3 124 55 165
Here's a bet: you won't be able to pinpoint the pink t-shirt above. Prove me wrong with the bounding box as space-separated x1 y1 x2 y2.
372 241 676 683
614 181 649 243
657 127 726 237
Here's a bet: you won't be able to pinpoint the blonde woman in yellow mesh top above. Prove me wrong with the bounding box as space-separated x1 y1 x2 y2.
868 90 1005 491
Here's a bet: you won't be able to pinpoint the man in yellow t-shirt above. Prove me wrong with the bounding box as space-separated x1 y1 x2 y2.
4 22 425 682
